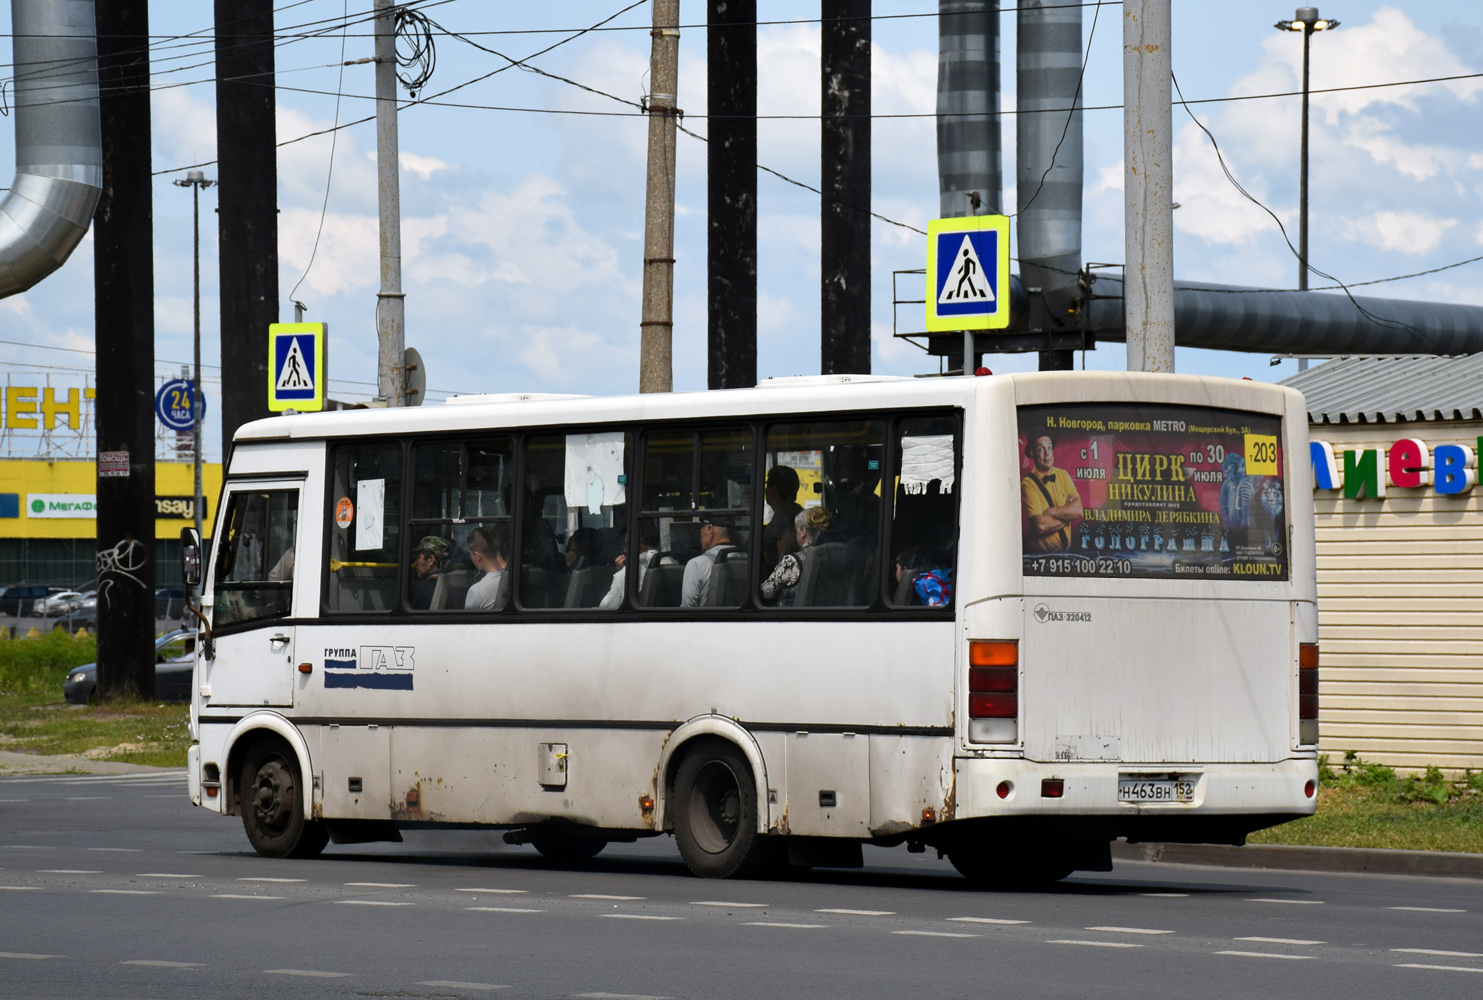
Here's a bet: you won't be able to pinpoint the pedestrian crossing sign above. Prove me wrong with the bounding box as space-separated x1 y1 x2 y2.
268 323 328 412
925 215 1011 332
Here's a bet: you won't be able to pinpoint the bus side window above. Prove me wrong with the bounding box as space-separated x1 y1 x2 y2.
213 490 297 627
518 432 629 611
888 416 960 608
409 437 513 612
326 441 404 613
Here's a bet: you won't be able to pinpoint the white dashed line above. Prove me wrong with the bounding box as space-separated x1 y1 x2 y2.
572 894 646 900
601 914 681 921
815 908 894 916
1086 926 1175 935
456 888 527 894
0 953 60 960
87 848 141 852
417 983 507 992
1392 948 1483 958
0 886 42 891
893 930 978 939
1245 898 1323 905
37 869 100 874
63 797 110 801
1389 906 1467 914
744 922 827 929
122 960 205 968
1236 937 1326 946
90 890 162 895
264 969 352 978
1141 893 1189 898
691 901 768 907
343 882 415 888
1395 964 1483 974
335 900 413 907
0 799 25 803
136 873 199 878
1216 951 1314 961
212 894 284 900
573 993 672 999
948 917 1030 925
1046 940 1143 949
238 877 305 883
467 907 543 914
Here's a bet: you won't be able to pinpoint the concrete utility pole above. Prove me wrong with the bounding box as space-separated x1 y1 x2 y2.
1122 0 1174 373
820 0 873 376
707 0 757 391
374 0 406 406
640 0 680 394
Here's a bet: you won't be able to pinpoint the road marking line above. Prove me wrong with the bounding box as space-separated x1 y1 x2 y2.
62 797 110 801
572 894 646 900
238 877 305 883
948 917 1030 925
601 914 681 921
264 969 351 978
456 888 528 894
815 908 894 916
691 901 768 907
37 870 101 874
1236 937 1326 946
0 886 42 891
212 894 283 900
744 922 827 929
1216 951 1314 961
1392 948 1483 958
1086 926 1175 935
1142 892 1189 898
1389 907 1467 914
122 960 205 968
87 848 141 852
90 889 162 895
136 873 199 878
1046 940 1143 949
335 900 413 906
1245 898 1323 905
894 930 978 939
0 799 24 803
0 953 60 960
467 906 543 913
143 795 179 799
573 993 672 999
1395 963 1483 974
4 845 52 849
418 982 507 991
344 881 415 887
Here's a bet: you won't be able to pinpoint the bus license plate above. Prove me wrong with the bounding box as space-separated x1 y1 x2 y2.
1118 778 1195 803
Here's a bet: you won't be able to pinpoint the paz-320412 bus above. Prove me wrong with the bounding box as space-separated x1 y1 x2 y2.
180 372 1318 884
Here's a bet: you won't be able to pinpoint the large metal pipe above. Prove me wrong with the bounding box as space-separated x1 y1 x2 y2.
820 0 871 375
936 2 1001 217
1086 277 1483 355
707 0 757 390
0 0 101 298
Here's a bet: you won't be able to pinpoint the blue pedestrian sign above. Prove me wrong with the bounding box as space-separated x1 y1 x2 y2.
925 215 1011 332
268 323 328 412
155 378 205 432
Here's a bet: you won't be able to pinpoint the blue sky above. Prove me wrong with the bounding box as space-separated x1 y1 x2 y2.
2 1 1482 460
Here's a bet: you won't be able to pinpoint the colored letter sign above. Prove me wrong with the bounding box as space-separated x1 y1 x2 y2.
155 378 205 432
925 215 1011 332
268 323 328 413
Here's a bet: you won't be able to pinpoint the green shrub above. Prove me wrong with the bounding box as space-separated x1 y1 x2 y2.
0 630 97 696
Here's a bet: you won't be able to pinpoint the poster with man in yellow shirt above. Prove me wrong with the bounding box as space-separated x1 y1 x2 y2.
1021 429 1083 552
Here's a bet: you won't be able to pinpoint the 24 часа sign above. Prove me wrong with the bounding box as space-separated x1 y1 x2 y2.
1017 404 1288 581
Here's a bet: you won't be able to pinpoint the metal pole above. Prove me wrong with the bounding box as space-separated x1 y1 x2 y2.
191 181 203 558
639 0 680 394
1122 0 1174 373
707 0 757 390
1297 22 1311 372
820 0 873 376
374 0 405 406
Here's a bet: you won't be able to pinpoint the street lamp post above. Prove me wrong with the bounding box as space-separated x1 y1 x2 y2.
172 170 215 585
1275 7 1338 371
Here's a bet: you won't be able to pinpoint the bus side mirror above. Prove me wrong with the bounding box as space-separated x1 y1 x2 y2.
180 527 203 589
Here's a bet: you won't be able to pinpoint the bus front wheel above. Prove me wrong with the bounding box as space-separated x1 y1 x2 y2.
239 741 329 859
672 740 775 879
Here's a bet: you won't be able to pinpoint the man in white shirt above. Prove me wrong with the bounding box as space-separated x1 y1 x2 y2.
681 517 736 607
464 525 508 610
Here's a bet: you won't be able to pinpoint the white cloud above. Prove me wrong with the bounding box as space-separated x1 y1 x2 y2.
399 151 452 180
1344 211 1457 255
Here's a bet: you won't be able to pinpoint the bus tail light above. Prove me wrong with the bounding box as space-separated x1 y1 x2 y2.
968 641 1018 744
1298 643 1319 745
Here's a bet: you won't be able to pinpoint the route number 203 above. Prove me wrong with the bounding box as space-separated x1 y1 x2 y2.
1244 433 1279 475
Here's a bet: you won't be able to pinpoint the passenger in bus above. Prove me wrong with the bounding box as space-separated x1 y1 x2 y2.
1021 429 1083 553
464 525 508 610
565 528 600 570
829 450 881 541
408 536 450 610
599 523 672 610
894 546 953 607
680 516 737 607
760 507 832 607
761 466 803 574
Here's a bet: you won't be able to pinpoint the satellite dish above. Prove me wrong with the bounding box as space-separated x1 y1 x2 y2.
403 346 427 407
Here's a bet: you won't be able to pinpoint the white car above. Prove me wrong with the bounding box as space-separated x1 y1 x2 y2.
34 590 84 616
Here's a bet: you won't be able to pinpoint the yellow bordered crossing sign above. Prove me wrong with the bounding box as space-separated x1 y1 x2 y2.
268 323 328 412
925 215 1011 332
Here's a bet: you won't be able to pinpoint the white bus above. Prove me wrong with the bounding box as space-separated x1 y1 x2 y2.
182 371 1318 884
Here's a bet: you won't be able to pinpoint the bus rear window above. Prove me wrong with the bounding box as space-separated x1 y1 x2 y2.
1017 403 1287 581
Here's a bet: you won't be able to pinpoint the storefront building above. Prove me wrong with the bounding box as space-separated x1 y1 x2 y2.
1287 356 1483 774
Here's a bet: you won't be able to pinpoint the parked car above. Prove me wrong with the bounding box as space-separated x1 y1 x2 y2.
155 587 186 620
51 604 96 634
0 584 58 616
34 590 85 616
63 629 196 705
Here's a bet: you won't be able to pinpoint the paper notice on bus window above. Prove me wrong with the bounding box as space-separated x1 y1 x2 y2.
355 478 385 551
901 435 956 494
1017 403 1287 581
565 432 626 514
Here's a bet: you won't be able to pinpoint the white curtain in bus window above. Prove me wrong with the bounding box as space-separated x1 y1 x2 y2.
1016 403 1287 581
356 478 385 551
564 432 626 514
900 435 956 494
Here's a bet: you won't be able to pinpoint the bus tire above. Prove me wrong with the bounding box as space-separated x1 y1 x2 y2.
529 831 607 863
947 848 1073 888
239 740 328 859
672 740 775 879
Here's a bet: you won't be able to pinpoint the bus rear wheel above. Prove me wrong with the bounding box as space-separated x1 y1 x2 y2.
947 848 1073 888
672 740 775 879
239 741 328 859
529 831 607 863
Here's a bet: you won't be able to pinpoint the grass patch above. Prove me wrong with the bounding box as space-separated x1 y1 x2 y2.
0 630 96 697
1250 752 1483 854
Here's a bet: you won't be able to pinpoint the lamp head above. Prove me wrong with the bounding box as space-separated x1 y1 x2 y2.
1277 7 1338 32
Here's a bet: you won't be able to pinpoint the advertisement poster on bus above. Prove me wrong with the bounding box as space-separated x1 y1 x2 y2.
1017 404 1288 581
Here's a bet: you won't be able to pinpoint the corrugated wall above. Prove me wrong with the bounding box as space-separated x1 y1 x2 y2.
1311 420 1483 774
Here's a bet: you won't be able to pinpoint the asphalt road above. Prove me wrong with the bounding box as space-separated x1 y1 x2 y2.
1 769 1479 999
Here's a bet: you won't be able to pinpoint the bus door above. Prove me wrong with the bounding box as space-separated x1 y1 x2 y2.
202 483 302 708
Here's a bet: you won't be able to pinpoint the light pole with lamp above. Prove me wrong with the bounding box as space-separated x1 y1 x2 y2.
172 170 215 582
1275 7 1338 371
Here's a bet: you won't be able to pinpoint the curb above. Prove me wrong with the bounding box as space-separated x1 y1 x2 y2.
0 750 178 776
1112 840 1483 880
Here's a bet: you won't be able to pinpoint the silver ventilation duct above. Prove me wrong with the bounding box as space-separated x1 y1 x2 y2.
936 2 1001 217
0 0 102 298
1016 0 1082 318
1086 277 1483 355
